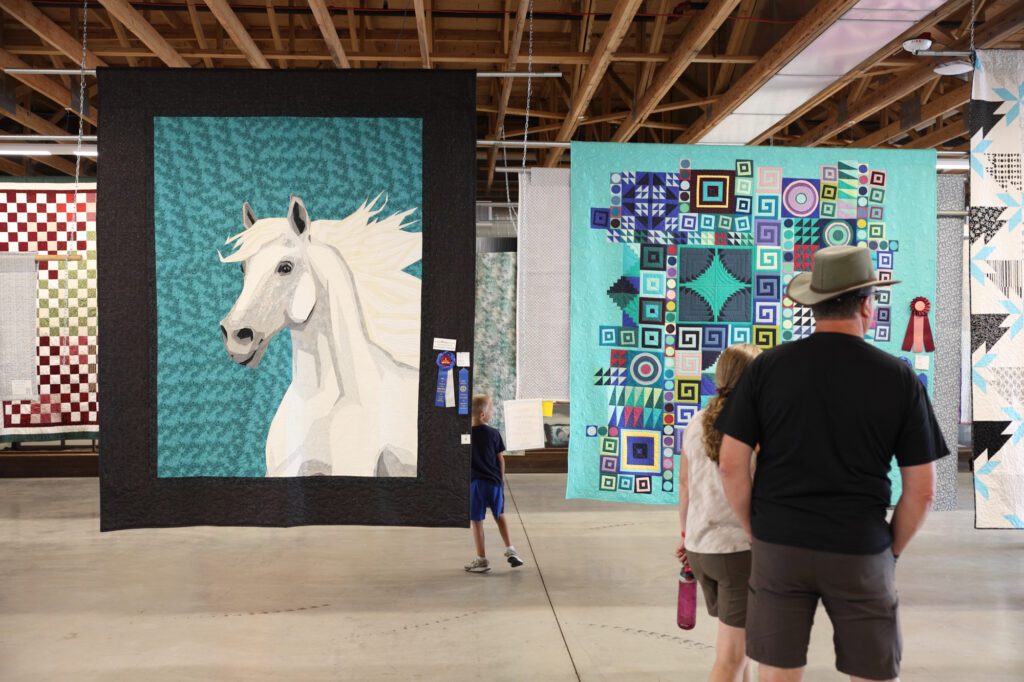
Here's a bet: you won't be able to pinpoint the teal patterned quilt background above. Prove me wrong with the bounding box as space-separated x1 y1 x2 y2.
154 117 422 477
569 142 937 504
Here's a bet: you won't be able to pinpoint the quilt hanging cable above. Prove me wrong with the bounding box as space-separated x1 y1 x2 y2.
501 0 535 229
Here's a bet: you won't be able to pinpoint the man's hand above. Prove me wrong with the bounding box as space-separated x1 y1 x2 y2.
891 460 936 557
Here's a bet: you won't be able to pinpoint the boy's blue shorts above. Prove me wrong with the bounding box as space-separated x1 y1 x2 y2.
470 479 504 521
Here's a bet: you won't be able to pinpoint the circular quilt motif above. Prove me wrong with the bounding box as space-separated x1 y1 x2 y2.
782 179 820 218
824 220 853 246
630 352 662 386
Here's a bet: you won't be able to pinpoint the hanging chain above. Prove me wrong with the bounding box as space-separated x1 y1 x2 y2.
500 0 534 230
968 0 976 54
62 0 89 368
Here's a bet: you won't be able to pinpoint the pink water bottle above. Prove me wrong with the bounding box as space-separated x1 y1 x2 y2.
678 563 697 630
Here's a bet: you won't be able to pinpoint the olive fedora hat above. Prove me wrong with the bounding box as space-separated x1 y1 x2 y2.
785 245 900 306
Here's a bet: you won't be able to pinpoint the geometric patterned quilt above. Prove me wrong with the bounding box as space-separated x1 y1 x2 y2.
970 50 1024 528
568 143 939 504
0 182 98 442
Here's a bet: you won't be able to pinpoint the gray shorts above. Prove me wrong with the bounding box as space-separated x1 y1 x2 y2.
746 539 901 680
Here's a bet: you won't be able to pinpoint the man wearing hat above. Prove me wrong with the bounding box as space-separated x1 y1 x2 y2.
714 246 948 682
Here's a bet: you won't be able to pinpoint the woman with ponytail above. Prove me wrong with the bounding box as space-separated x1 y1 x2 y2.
675 343 761 682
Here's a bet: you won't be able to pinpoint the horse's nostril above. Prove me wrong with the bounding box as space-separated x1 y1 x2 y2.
219 325 227 341
236 328 254 342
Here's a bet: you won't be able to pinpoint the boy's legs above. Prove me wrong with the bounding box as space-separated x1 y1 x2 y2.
472 520 486 558
494 513 513 547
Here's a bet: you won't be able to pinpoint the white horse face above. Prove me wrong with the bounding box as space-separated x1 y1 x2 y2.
220 196 317 368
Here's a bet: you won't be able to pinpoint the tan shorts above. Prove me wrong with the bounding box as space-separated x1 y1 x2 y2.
746 539 901 680
686 549 752 628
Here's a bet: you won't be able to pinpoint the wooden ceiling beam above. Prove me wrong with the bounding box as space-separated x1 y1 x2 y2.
0 103 77 174
543 0 644 167
97 0 190 67
796 5 1024 146
484 0 531 191
0 0 107 68
187 0 215 67
713 0 757 94
413 0 431 68
265 0 287 68
573 0 596 92
308 0 350 68
900 118 968 149
203 0 270 68
107 13 139 66
677 0 861 143
749 0 970 142
856 82 970 147
0 156 27 175
637 0 669 97
0 48 98 125
611 0 739 143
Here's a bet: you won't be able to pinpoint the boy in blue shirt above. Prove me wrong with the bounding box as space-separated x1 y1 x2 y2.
465 394 525 573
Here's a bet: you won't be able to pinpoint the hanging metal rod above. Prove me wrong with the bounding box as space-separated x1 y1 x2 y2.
1 135 98 142
477 72 562 78
0 143 97 157
3 68 560 79
478 140 572 149
938 210 968 217
4 68 96 76
910 50 973 57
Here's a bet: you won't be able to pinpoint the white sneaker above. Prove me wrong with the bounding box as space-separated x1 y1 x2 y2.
464 557 490 573
505 548 525 568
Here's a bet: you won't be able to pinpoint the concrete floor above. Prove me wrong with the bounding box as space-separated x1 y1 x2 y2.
0 473 1021 682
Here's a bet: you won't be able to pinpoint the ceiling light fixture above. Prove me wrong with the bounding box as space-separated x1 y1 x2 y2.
902 34 933 53
934 59 974 76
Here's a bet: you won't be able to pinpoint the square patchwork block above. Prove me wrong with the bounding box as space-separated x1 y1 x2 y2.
821 183 838 202
730 325 753 345
693 170 736 213
619 328 638 347
868 222 886 240
640 298 666 325
634 476 653 494
820 201 837 218
755 219 781 245
618 475 633 491
600 456 619 473
755 274 781 299
821 165 838 183
869 170 886 187
791 244 818 271
869 187 885 204
676 326 702 351
868 205 884 221
681 214 698 232
754 325 779 349
599 326 618 346
591 207 611 229
699 214 716 231
676 404 699 427
875 325 891 342
641 271 667 296
735 196 752 215
675 379 700 403
734 215 752 233
640 244 667 270
621 430 660 472
756 194 780 218
755 301 779 325
758 167 783 193
736 177 754 196
876 306 891 324
675 351 702 377
601 437 619 455
756 247 781 271
702 324 729 351
877 251 894 270
641 327 663 349
736 159 754 177
599 474 617 491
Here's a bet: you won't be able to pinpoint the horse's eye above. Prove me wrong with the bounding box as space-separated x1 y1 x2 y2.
277 262 293 275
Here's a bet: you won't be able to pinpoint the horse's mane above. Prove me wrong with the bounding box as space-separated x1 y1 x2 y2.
220 195 421 369
311 195 421 368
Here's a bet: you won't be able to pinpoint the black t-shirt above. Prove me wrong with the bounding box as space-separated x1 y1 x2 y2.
471 424 505 484
715 332 948 554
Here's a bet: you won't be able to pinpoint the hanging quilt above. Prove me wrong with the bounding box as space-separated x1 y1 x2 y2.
0 182 97 442
474 252 517 436
569 142 940 504
98 71 476 529
970 50 1024 529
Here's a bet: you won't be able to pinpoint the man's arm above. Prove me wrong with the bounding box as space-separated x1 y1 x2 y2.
890 461 936 556
719 435 755 540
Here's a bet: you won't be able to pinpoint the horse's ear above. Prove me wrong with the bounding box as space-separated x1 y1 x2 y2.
289 195 309 237
242 202 257 230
